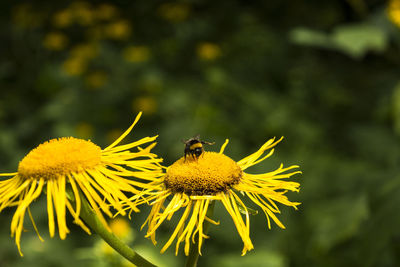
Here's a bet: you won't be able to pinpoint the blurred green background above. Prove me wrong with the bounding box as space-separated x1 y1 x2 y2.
1 0 400 266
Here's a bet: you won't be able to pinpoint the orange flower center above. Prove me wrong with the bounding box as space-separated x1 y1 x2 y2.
18 137 101 180
164 152 242 195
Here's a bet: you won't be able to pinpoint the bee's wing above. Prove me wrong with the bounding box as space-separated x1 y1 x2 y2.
202 141 215 145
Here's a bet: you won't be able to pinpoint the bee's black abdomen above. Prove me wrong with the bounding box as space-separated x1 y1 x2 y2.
193 147 203 157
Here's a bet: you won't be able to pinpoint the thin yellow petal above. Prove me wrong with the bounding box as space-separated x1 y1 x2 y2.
65 199 91 234
28 207 44 242
67 174 81 221
178 200 201 256
47 180 55 237
219 139 229 154
103 112 142 150
0 172 18 176
161 201 192 255
54 175 69 239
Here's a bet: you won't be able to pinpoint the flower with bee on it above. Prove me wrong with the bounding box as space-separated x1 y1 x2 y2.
130 136 301 256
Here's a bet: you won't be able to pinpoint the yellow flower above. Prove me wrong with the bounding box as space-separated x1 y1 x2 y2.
196 42 221 61
62 56 88 76
388 0 400 27
0 112 162 256
123 46 151 63
53 9 73 28
104 20 132 40
132 97 157 114
95 4 118 20
43 32 68 51
85 71 108 89
135 137 300 256
158 3 190 23
70 1 95 26
70 43 99 60
109 217 132 239
62 43 98 76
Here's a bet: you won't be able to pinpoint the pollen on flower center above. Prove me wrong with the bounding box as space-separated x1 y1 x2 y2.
164 152 242 195
18 137 102 180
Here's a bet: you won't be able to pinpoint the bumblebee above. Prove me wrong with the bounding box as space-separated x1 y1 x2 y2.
183 135 214 160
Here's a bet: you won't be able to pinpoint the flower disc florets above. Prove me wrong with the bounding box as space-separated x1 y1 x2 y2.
18 137 101 180
164 151 242 195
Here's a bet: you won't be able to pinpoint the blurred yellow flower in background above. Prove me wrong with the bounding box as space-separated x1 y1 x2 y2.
62 43 99 76
96 217 135 265
43 32 69 51
158 3 190 23
70 1 94 26
197 42 221 61
85 71 108 89
53 9 73 28
70 43 99 59
110 217 132 239
104 20 132 40
95 4 118 20
62 56 88 76
53 2 119 29
388 0 400 27
132 97 157 115
123 45 151 63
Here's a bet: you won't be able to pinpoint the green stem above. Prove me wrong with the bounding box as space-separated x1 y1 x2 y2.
185 201 216 267
70 188 157 267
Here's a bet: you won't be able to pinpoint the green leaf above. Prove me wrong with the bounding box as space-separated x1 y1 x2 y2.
332 24 388 58
289 23 388 59
235 199 259 216
289 27 333 48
